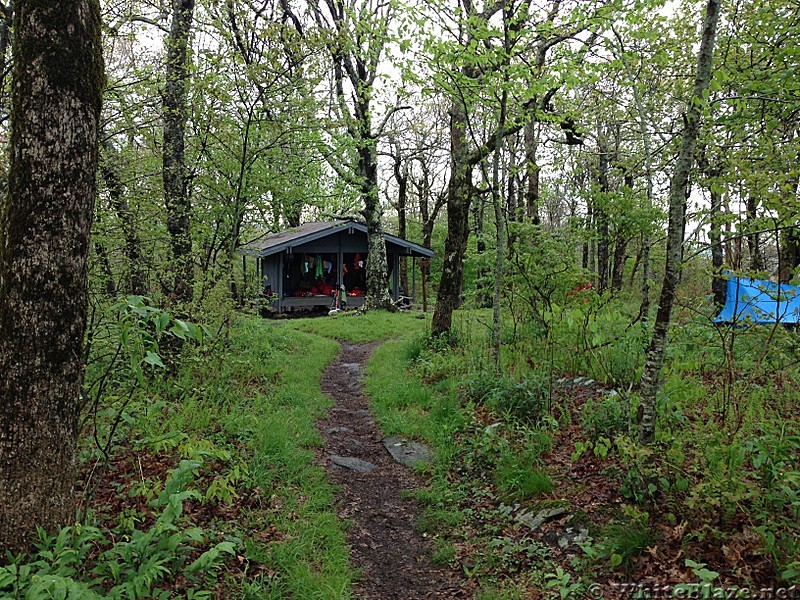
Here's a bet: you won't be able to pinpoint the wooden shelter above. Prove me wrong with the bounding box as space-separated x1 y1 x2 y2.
240 220 434 312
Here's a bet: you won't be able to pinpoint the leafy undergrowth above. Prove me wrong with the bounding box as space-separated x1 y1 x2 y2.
1 316 352 599
5 303 798 599
364 307 800 598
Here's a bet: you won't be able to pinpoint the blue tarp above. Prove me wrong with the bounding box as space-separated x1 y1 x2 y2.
714 276 800 325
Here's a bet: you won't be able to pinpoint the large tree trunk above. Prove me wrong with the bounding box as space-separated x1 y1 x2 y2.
361 140 394 311
163 0 195 305
0 3 12 126
638 0 719 444
0 0 104 554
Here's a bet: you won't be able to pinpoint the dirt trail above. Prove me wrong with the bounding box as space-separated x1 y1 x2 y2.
318 342 467 600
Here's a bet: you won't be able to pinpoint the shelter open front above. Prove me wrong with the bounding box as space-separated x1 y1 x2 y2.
342 252 367 299
283 253 339 298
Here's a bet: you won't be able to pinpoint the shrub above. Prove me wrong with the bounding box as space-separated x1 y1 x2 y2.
494 451 554 500
599 521 655 572
464 372 550 424
581 392 630 440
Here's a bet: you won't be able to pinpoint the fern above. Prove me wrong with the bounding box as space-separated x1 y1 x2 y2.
0 460 239 599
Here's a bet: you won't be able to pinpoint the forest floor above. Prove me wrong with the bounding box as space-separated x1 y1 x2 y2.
317 341 467 599
39 310 793 600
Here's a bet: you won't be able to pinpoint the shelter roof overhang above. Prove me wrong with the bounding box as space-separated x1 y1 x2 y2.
239 220 434 258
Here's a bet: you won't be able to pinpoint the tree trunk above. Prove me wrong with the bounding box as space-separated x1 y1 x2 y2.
0 2 12 126
524 120 541 224
506 140 517 222
101 140 146 295
629 240 643 287
585 198 594 273
361 140 393 310
394 151 409 295
746 195 763 271
614 27 655 318
709 186 726 306
638 0 719 444
698 148 726 307
0 0 104 554
777 173 800 283
432 97 472 336
491 26 510 369
163 0 195 305
611 235 627 292
93 210 118 297
596 136 610 292
779 226 800 283
430 0 571 336
415 162 445 250
611 173 633 293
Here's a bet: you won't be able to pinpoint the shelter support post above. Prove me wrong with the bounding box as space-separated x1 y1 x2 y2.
392 254 400 301
338 236 343 290
412 257 416 302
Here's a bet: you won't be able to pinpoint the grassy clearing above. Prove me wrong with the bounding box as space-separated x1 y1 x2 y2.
286 310 430 343
220 319 351 599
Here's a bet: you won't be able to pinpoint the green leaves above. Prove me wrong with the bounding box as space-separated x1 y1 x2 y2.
144 351 165 368
102 295 210 379
185 541 237 574
0 457 244 599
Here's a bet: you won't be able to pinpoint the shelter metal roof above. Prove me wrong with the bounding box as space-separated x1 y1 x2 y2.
239 220 434 258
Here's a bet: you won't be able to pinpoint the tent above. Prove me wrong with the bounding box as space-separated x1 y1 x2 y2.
714 276 800 325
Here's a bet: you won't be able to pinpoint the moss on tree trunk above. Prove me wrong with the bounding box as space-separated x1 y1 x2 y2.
163 0 196 305
0 0 104 554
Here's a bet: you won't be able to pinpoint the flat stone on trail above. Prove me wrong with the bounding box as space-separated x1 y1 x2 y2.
382 437 433 468
330 454 377 473
514 506 568 531
326 426 354 435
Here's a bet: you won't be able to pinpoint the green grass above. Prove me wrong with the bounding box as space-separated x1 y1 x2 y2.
287 310 430 343
599 522 655 572
7 314 356 599
494 459 554 500
136 318 353 598
218 319 352 598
